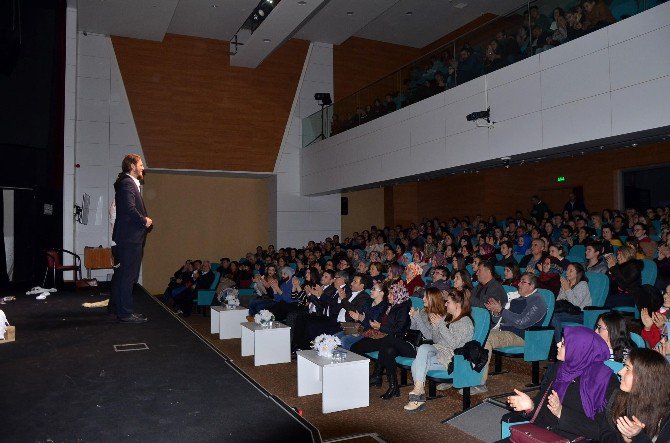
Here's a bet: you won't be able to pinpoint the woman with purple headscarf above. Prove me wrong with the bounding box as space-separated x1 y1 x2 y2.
501 326 619 441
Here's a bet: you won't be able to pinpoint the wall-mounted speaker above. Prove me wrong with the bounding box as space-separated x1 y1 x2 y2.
341 197 348 215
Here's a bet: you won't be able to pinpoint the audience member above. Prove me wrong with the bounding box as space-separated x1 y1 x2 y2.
596 348 670 442
480 272 547 393
403 289 474 412
552 263 592 342
503 327 619 442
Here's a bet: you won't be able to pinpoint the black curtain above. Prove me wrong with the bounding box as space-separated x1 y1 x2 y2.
0 191 8 287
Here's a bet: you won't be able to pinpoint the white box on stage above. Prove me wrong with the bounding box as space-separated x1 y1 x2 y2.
240 321 291 366
296 348 369 413
210 306 249 339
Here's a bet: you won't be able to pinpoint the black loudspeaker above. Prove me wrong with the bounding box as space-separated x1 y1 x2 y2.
341 197 348 215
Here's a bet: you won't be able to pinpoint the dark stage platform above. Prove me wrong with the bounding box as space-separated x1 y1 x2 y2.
0 285 319 442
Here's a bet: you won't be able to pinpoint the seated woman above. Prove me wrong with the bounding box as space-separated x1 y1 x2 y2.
551 263 592 343
502 327 619 442
452 269 474 295
385 263 403 287
371 287 447 400
351 283 411 383
404 262 425 297
549 243 571 271
640 283 670 349
451 253 466 274
596 311 635 362
248 265 278 315
403 289 474 412
601 224 623 254
596 348 670 442
605 244 646 310
503 262 522 288
336 280 389 351
537 255 562 296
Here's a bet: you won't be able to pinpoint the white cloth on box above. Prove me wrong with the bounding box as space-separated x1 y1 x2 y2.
0 309 9 339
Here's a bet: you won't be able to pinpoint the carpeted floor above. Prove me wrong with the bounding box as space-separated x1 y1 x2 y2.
182 301 542 443
0 286 316 443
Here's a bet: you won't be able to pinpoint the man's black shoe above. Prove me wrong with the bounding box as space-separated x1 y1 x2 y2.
118 313 148 323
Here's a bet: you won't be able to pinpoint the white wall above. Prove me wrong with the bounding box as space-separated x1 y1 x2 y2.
269 42 341 248
64 7 145 280
302 3 670 195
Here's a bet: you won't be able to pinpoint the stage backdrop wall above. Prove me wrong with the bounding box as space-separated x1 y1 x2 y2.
142 172 268 294
341 188 385 239
385 141 670 226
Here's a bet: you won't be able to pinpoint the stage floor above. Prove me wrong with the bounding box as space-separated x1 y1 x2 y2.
0 286 317 442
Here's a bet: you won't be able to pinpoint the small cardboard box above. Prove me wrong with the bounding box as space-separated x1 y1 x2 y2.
1 326 15 343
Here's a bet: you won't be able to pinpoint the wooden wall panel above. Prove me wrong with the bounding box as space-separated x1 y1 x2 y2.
112 35 309 171
341 188 385 238
142 172 268 294
388 142 670 224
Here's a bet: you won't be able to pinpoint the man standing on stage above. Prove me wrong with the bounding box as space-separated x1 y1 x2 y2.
112 154 152 323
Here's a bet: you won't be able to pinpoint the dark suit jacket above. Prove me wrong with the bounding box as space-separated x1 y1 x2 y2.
309 285 337 318
339 290 371 322
112 174 147 245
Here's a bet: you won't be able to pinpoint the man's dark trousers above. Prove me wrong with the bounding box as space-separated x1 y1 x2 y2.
112 242 143 319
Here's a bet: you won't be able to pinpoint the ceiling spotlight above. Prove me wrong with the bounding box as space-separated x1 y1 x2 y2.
211 4 218 8
631 143 638 147
346 11 354 16
266 0 273 3
258 9 265 16
405 11 413 15
298 0 306 4
263 38 271 43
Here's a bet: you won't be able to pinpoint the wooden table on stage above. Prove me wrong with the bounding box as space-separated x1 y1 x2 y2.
84 247 114 278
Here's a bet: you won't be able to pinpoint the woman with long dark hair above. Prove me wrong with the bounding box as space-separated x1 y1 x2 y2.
597 348 670 442
372 287 447 400
403 289 474 412
595 311 635 362
552 262 592 342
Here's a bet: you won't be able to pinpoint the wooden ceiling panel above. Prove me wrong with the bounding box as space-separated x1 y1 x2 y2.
112 34 309 171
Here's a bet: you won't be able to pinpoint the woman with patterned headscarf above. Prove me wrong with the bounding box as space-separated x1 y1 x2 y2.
405 262 425 297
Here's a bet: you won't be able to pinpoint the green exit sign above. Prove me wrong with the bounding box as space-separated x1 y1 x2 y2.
557 176 566 182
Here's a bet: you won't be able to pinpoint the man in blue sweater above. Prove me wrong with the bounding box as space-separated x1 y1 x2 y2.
476 272 547 393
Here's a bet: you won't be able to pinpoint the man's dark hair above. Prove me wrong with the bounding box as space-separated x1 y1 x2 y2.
480 261 496 276
323 269 336 279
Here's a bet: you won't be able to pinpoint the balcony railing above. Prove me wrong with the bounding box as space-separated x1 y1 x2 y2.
302 0 660 148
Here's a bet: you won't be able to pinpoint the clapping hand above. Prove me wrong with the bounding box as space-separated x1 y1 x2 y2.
428 313 443 326
560 277 570 291
547 390 562 418
606 254 617 268
337 287 347 300
652 312 666 330
641 308 654 330
348 310 360 321
485 298 502 316
616 416 645 442
507 389 534 412
312 285 324 298
369 320 381 330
